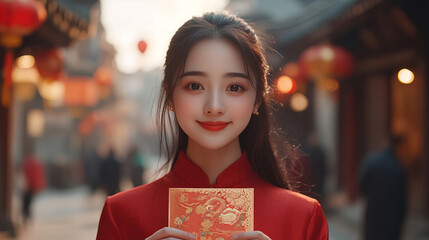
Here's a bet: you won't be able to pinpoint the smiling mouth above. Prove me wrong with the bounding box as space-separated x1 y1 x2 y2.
197 121 231 131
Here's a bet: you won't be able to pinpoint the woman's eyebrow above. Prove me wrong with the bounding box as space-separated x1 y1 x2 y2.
180 71 207 78
224 72 249 79
180 71 249 79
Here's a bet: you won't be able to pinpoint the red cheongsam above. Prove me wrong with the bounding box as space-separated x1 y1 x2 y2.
97 151 329 240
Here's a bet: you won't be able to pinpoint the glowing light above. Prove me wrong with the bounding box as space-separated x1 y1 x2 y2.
16 55 35 68
39 81 64 103
12 66 40 84
27 109 45 138
397 68 414 84
277 75 296 94
290 93 308 112
320 47 334 61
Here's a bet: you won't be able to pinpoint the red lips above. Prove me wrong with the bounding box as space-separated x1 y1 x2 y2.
197 121 230 131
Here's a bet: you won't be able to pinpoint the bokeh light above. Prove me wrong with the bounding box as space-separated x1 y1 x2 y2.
397 68 414 84
27 109 45 138
277 75 296 94
320 46 334 61
39 81 65 103
290 92 308 112
16 55 35 68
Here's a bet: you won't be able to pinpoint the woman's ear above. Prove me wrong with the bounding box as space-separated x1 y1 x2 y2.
253 104 259 111
254 97 262 111
168 101 174 111
253 103 260 115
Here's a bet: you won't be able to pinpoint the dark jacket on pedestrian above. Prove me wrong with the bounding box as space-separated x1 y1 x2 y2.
360 147 407 240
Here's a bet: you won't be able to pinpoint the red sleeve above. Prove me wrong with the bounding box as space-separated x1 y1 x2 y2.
97 197 123 240
306 202 329 240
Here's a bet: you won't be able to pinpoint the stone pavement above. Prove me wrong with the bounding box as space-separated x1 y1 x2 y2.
327 212 360 240
325 198 429 240
6 186 105 240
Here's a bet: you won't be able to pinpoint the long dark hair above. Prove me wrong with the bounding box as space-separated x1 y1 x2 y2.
157 12 298 190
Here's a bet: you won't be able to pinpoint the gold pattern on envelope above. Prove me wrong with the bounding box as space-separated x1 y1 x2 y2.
169 188 254 239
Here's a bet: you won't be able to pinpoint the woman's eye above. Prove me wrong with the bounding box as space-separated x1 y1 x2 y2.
228 84 243 92
186 82 203 90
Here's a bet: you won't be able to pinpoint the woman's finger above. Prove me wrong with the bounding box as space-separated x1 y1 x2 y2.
231 231 271 240
145 227 196 240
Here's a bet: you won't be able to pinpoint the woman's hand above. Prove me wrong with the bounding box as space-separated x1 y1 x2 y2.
145 227 196 240
231 231 271 240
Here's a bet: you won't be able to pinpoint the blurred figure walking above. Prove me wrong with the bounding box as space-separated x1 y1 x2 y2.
301 133 327 205
84 147 102 194
100 148 120 196
359 136 407 240
127 146 147 187
22 154 46 225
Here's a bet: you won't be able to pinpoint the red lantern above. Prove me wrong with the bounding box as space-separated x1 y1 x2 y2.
0 0 47 106
137 40 147 54
299 43 353 80
35 48 64 81
0 0 47 48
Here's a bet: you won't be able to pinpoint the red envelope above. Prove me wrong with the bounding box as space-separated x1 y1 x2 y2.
169 188 254 240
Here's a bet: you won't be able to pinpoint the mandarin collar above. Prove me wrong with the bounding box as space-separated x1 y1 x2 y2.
171 150 255 188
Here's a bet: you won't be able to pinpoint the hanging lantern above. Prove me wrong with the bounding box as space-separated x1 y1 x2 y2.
35 48 64 82
137 40 147 54
94 66 113 100
0 0 47 48
299 43 354 80
0 0 47 106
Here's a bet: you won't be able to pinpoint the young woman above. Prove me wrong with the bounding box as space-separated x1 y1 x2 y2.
97 12 328 240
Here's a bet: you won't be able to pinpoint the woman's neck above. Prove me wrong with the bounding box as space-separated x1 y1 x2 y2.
186 138 242 185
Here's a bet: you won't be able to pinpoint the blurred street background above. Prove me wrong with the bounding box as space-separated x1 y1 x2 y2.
1 0 429 239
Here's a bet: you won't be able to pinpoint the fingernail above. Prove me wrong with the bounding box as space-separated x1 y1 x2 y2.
190 234 196 239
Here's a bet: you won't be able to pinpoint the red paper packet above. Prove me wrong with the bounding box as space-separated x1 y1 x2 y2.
169 188 254 240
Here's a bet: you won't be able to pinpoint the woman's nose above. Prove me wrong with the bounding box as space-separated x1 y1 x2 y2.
203 90 225 116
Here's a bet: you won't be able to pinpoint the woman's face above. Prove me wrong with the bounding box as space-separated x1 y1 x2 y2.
172 38 257 150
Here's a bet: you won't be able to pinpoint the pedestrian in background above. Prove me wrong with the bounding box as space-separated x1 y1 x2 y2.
302 133 327 205
22 154 46 225
84 147 102 195
100 148 120 196
359 135 407 240
127 146 147 187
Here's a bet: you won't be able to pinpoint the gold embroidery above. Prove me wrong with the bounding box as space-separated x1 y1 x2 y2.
169 188 254 239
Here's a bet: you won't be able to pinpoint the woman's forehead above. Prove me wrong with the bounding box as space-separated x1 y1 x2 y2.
184 38 245 74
